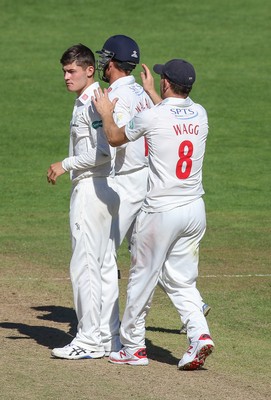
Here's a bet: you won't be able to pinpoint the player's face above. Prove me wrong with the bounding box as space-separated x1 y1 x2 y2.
103 65 110 81
101 60 112 84
62 62 94 96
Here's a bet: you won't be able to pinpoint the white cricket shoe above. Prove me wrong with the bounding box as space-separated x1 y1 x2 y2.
178 334 214 370
109 347 149 366
51 344 105 360
180 303 211 334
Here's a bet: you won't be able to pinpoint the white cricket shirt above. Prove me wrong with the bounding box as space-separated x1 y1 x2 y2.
125 97 209 212
62 82 115 182
107 75 153 174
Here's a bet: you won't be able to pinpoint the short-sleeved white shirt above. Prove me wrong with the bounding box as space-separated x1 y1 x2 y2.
125 97 209 212
108 75 153 174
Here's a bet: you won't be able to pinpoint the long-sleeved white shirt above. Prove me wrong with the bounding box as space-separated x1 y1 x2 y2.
62 82 115 182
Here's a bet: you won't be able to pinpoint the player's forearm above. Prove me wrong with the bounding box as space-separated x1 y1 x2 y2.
62 150 113 171
102 113 128 147
145 89 162 105
92 87 129 146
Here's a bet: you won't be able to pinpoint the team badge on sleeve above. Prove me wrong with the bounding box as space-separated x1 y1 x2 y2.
92 120 103 129
128 119 135 129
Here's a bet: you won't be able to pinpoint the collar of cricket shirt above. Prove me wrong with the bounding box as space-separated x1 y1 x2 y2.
108 75 135 92
77 81 100 105
162 96 193 107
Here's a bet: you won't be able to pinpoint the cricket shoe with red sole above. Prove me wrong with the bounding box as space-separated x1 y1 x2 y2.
178 334 214 370
109 347 149 366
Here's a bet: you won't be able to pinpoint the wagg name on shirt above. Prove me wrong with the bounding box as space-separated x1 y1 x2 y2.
170 108 198 119
173 123 199 136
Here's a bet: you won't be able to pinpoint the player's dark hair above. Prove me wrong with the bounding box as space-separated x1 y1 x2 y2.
112 60 131 74
60 43 95 70
169 81 192 95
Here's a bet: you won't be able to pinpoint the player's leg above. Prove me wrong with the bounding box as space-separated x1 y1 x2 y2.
100 169 148 354
100 234 121 355
114 168 148 248
54 178 118 356
179 300 211 334
161 198 209 339
160 198 214 369
109 209 181 365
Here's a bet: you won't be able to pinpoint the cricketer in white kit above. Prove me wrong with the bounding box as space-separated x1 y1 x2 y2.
93 58 215 370
47 44 119 360
64 82 119 353
96 35 153 354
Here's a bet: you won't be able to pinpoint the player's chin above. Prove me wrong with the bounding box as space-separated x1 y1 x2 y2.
66 83 75 92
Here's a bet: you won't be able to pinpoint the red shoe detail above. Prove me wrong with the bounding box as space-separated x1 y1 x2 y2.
119 350 127 359
133 348 147 359
198 344 214 363
198 334 212 341
182 358 205 370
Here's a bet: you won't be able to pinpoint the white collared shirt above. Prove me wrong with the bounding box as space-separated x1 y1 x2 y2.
107 75 153 174
62 82 115 182
125 96 209 212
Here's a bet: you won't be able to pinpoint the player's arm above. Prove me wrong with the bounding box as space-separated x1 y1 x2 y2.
47 149 113 184
61 148 113 171
92 87 129 147
141 63 162 105
111 96 131 150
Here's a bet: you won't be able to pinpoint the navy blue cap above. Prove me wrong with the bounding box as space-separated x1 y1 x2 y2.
153 59 196 87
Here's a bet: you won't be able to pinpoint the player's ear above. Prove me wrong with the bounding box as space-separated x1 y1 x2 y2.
106 60 114 71
87 65 95 78
162 77 170 92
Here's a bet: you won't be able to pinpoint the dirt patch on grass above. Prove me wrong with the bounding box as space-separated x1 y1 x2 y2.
0 254 269 400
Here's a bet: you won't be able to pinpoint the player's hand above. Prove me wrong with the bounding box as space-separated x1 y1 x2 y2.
141 63 155 93
47 161 66 185
92 87 118 117
141 64 162 105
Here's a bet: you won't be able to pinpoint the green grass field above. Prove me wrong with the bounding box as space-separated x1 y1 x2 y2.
0 0 270 399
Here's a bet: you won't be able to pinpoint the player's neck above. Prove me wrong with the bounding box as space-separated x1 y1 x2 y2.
109 69 130 85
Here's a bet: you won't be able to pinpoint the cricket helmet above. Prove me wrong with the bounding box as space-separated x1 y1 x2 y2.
96 35 140 81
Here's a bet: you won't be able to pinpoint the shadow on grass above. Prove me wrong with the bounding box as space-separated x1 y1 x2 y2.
145 338 179 365
0 305 180 365
0 305 77 349
146 326 180 335
33 305 77 336
0 321 74 349
145 326 181 365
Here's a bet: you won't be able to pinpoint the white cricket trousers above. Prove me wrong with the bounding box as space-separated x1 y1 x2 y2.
100 167 148 353
120 197 211 348
69 176 119 352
